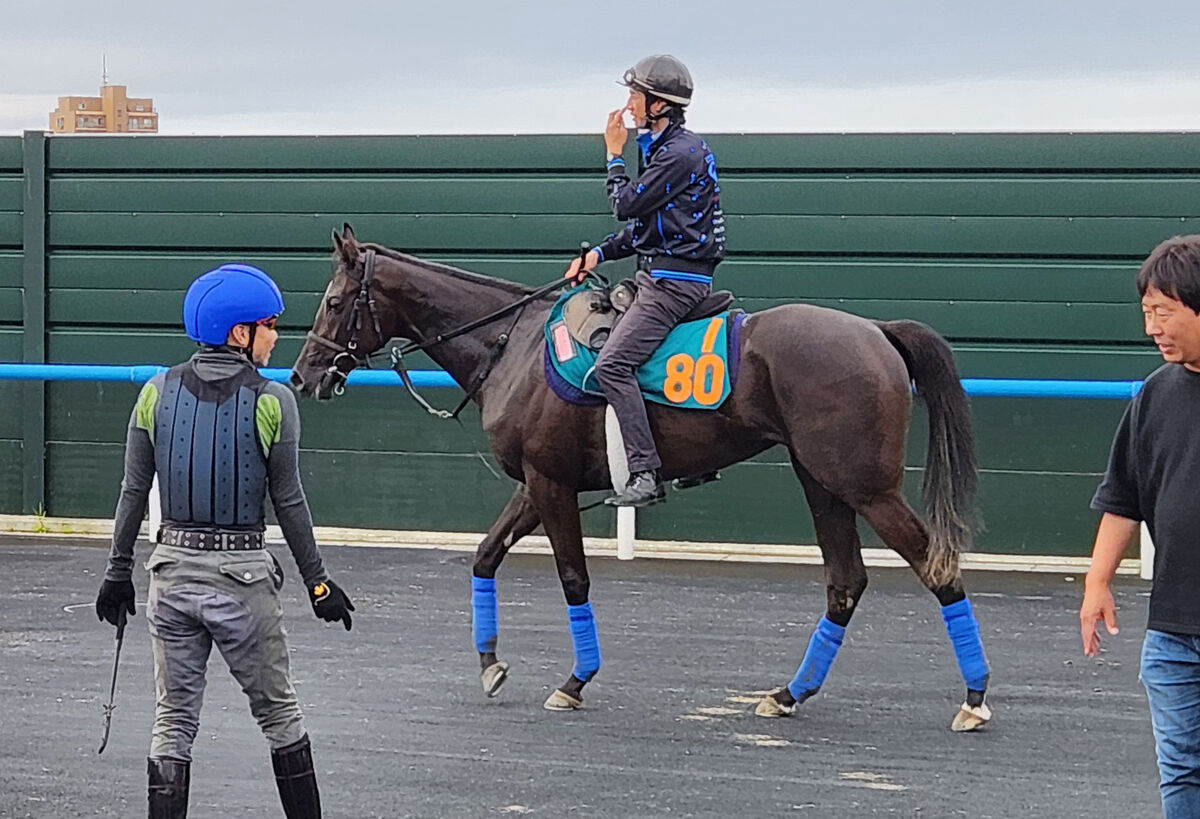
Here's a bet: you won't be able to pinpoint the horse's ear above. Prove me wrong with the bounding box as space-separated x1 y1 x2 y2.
333 223 358 264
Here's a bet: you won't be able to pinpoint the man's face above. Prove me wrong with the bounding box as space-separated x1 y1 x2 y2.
228 320 279 367
626 89 648 127
251 320 279 367
1142 286 1200 370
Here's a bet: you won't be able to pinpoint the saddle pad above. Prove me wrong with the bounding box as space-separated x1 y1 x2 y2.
543 285 745 409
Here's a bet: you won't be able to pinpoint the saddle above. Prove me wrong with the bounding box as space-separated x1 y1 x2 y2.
562 279 735 351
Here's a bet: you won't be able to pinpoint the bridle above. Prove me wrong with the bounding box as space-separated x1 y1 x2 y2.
306 248 574 419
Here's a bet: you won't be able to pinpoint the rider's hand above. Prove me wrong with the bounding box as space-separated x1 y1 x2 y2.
605 108 630 156
95 579 136 627
563 250 600 284
310 578 355 631
1080 577 1119 657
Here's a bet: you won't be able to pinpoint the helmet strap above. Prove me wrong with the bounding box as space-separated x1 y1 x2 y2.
244 323 259 364
644 95 683 126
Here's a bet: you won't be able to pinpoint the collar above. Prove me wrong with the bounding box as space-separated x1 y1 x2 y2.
636 121 678 163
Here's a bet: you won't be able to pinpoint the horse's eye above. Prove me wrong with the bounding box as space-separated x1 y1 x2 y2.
326 297 341 313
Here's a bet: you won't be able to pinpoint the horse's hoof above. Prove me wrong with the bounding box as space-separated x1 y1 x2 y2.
543 688 582 711
755 694 796 718
481 661 509 698
951 701 992 732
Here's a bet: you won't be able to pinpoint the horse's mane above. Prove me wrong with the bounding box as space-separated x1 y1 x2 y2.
363 243 534 297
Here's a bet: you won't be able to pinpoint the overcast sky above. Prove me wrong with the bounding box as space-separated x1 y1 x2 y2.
4 0 1200 135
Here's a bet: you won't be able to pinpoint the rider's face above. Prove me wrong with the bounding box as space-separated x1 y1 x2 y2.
627 89 649 127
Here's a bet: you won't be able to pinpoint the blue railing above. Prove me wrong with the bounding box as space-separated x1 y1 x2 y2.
0 363 1144 398
0 363 457 388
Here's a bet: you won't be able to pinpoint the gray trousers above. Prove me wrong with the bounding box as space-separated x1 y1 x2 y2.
595 271 711 473
145 544 305 760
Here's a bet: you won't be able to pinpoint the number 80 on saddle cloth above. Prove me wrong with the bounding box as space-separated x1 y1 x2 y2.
543 283 747 410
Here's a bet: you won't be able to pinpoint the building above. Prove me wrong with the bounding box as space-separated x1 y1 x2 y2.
49 85 158 134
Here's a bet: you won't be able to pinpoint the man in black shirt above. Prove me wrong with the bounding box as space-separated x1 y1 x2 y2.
1082 235 1200 817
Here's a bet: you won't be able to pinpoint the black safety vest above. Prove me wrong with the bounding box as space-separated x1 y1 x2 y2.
153 361 269 529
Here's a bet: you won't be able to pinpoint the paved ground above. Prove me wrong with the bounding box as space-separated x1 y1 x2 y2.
0 537 1161 818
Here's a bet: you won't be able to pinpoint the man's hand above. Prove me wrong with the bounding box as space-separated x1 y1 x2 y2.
96 579 136 627
605 108 630 156
1080 578 1119 657
309 578 355 631
563 249 601 284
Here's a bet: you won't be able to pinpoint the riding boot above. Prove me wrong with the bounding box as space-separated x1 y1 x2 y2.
272 734 322 819
147 757 190 818
605 470 666 507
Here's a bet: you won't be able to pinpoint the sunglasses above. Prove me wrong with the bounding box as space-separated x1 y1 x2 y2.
256 315 280 331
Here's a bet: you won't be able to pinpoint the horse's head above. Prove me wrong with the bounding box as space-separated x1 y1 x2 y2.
290 224 392 399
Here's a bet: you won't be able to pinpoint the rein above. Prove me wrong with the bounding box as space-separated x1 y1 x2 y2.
307 248 574 419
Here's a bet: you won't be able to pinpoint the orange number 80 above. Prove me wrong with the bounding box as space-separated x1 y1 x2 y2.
662 318 726 406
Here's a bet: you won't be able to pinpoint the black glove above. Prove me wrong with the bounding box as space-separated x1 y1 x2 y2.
309 578 355 631
95 579 136 627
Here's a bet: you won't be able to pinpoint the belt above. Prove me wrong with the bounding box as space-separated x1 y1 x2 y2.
159 528 264 551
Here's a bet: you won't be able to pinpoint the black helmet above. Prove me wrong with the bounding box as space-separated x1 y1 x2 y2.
620 55 693 107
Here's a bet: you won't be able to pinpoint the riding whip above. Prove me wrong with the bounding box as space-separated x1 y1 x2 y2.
97 607 127 755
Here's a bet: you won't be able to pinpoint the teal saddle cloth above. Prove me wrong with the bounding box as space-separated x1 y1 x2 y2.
543 286 746 409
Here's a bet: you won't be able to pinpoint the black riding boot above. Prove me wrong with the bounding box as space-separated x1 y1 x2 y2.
147 757 190 818
605 470 666 507
272 734 322 819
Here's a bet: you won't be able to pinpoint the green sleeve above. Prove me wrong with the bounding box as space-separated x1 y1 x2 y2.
256 392 283 458
134 381 159 435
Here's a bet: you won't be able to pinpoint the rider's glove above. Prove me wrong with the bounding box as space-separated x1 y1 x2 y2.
95 578 136 627
309 578 355 631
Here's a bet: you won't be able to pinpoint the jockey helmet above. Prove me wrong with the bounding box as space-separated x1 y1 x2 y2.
620 55 693 107
183 264 284 345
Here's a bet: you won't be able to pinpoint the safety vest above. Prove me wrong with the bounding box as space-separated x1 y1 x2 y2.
153 362 269 528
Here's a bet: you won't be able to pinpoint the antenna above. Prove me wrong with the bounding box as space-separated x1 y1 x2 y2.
102 53 108 86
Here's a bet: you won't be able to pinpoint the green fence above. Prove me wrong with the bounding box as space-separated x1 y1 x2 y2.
5 130 1188 555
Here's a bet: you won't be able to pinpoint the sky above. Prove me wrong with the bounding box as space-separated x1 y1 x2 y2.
4 0 1200 135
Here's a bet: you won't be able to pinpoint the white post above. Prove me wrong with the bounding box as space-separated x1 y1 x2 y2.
1140 522 1154 581
605 406 636 560
147 474 161 544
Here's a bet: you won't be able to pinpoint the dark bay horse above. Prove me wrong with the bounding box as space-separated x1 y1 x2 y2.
291 226 992 731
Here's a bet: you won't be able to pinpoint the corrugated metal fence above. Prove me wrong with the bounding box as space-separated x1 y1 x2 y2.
4 131 1193 555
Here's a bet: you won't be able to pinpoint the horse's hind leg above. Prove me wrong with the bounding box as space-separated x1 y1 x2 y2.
857 490 991 732
757 462 867 718
471 484 541 698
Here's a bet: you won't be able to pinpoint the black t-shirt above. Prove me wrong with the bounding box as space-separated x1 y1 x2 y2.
1092 363 1200 634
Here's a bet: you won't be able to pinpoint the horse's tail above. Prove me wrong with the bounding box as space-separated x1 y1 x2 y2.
875 319 979 586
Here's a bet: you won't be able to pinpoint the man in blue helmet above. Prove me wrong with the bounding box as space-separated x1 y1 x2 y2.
564 54 727 506
94 263 354 818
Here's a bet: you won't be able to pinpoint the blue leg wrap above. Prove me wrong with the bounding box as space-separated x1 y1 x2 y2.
787 616 846 702
942 597 989 690
567 601 602 682
471 576 498 654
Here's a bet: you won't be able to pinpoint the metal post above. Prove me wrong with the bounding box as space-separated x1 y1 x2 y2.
21 130 47 514
605 406 636 559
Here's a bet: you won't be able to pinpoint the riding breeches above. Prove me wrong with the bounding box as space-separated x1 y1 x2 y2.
595 271 711 473
145 544 305 761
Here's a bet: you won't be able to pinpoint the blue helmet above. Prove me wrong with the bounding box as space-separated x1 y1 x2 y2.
183 264 285 345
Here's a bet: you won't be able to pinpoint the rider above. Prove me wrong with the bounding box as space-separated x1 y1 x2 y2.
94 264 355 818
564 54 726 507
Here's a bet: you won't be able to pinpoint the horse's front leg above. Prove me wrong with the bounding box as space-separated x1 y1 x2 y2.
471 484 541 698
523 466 599 712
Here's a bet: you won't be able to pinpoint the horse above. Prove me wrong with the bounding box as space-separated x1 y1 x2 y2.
290 225 992 731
